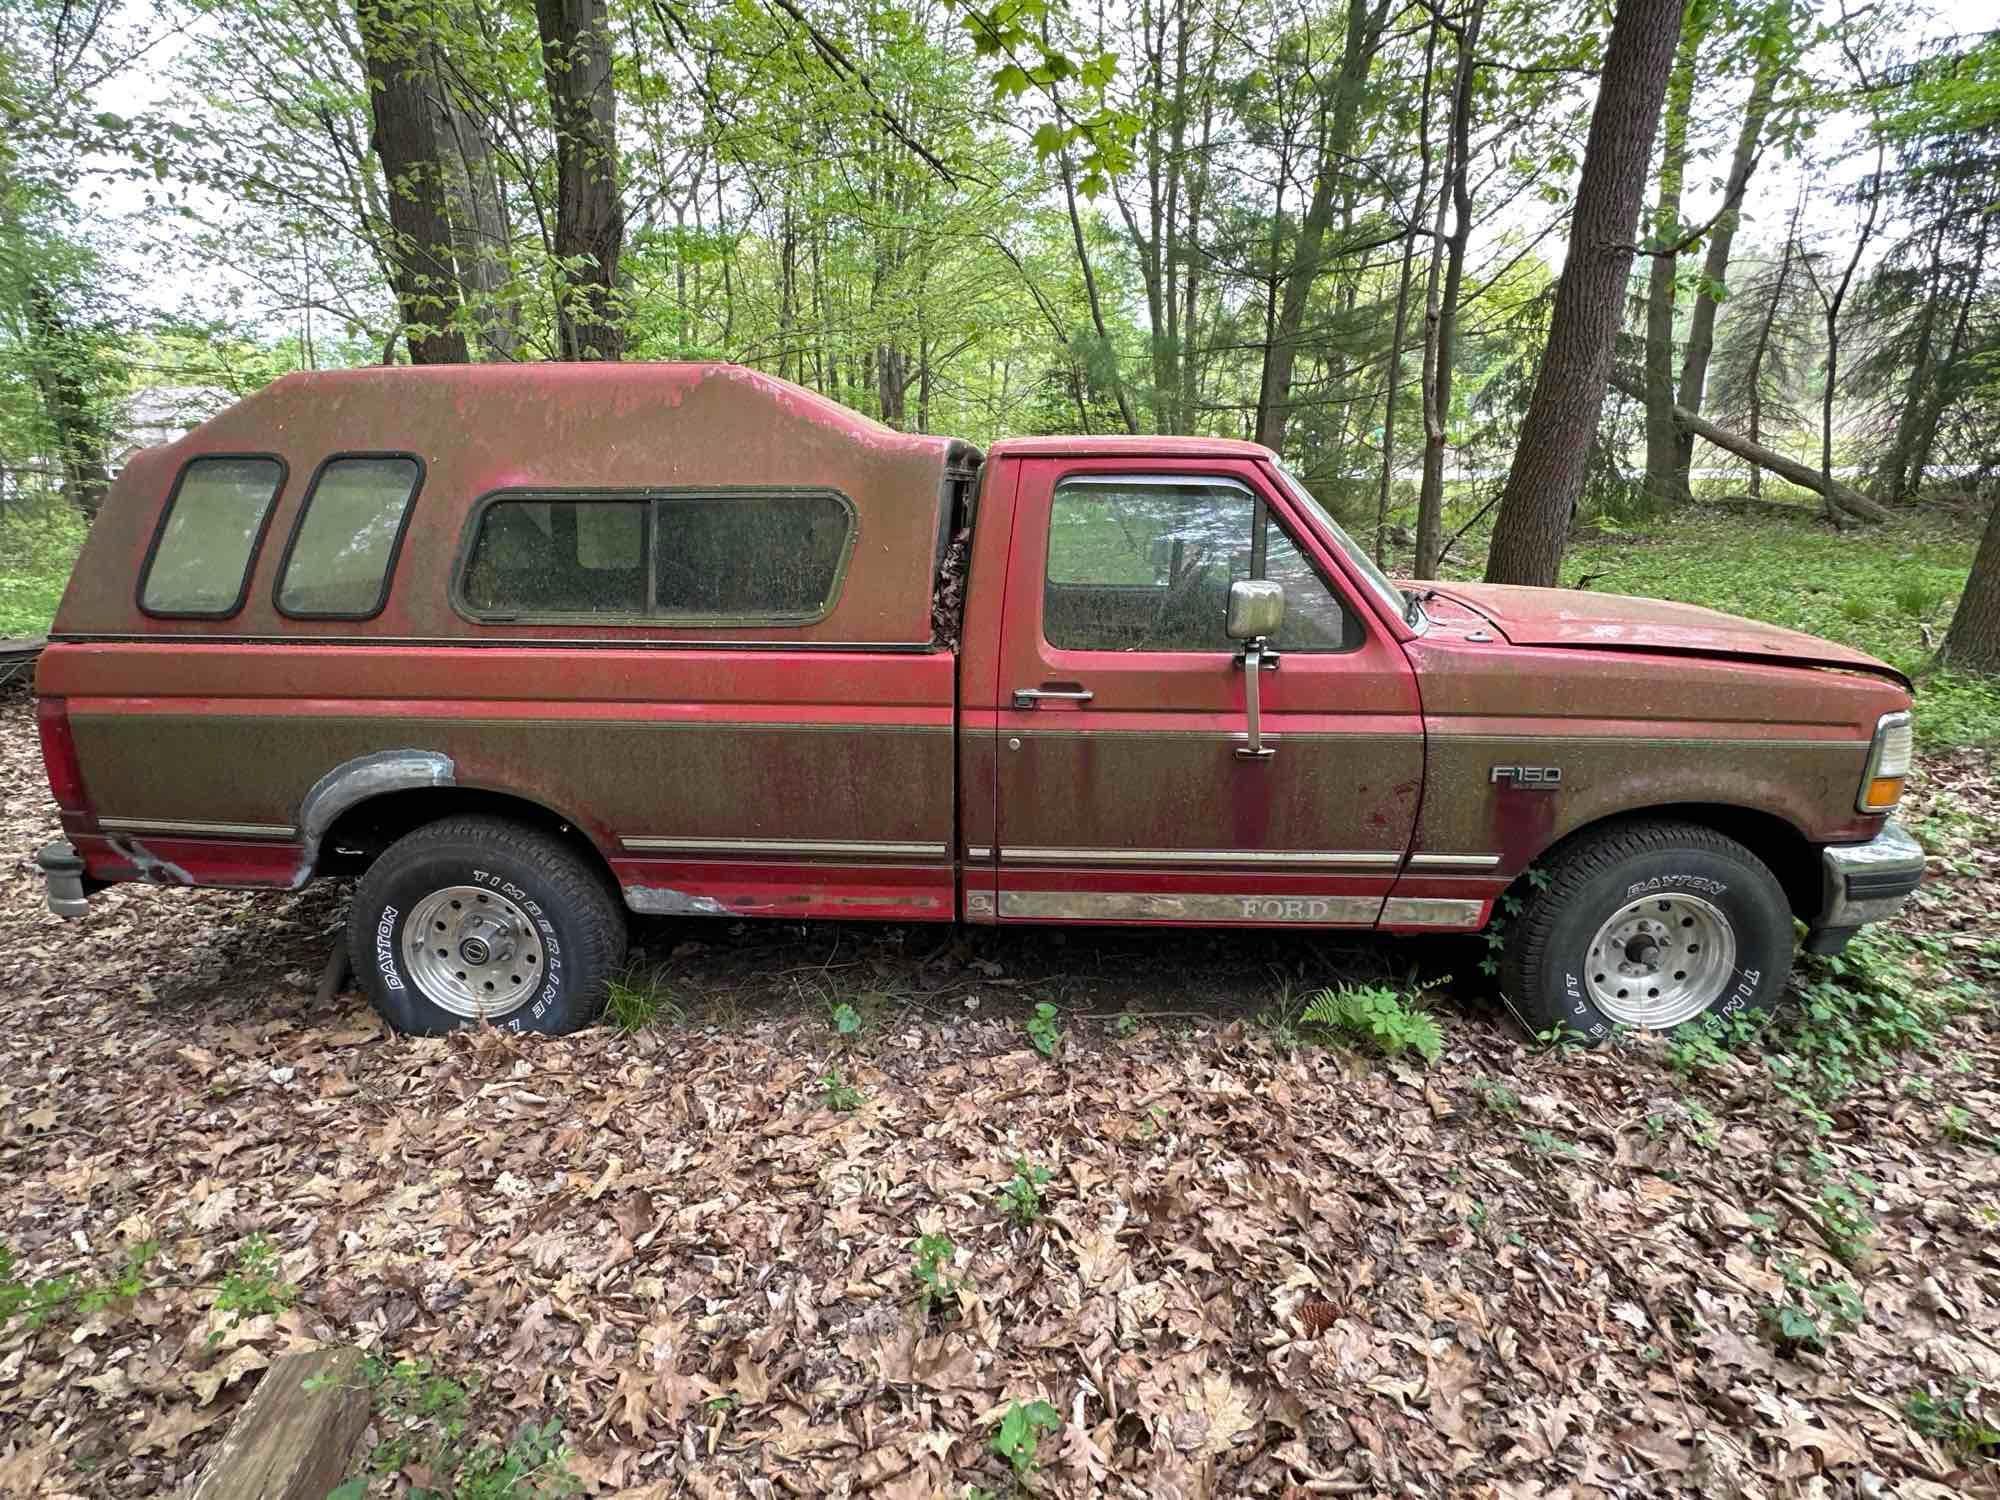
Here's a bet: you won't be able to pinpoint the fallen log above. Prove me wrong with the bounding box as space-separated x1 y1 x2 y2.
1607 373 1890 523
188 1347 370 1500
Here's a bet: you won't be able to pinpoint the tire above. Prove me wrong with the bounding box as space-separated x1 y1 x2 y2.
1501 819 1793 1043
346 816 626 1036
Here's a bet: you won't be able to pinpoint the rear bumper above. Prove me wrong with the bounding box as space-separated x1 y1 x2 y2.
1806 821 1925 954
37 839 90 918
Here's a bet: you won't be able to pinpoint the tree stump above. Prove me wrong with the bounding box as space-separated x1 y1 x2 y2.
189 1346 371 1500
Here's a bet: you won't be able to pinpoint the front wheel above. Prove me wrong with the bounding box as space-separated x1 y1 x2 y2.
1502 820 1793 1043
346 816 627 1036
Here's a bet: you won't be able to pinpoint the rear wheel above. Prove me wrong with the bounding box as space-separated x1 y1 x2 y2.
1502 820 1793 1043
347 816 626 1036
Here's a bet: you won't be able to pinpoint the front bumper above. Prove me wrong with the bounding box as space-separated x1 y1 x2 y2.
37 839 89 919
1806 820 1925 954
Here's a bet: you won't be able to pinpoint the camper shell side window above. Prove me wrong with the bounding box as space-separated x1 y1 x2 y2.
274 453 425 620
453 487 858 626
138 455 288 618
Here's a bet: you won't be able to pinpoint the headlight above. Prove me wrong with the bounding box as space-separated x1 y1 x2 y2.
1857 710 1913 813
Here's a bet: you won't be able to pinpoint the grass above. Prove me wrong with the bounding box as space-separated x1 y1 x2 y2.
603 972 686 1032
0 498 87 637
1558 508 1998 749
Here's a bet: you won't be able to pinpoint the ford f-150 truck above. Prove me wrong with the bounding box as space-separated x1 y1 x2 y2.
32 362 1925 1040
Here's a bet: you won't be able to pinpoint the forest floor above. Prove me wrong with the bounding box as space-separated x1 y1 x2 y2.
3 688 2000 1498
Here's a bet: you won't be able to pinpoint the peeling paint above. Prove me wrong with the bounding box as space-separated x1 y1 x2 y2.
107 836 195 886
623 885 734 917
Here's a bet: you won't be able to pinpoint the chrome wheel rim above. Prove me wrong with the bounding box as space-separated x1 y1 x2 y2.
400 884 544 1020
1583 892 1736 1029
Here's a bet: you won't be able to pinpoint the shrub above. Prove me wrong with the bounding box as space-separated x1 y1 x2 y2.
990 1399 1061 1477
1301 984 1443 1064
996 1159 1052 1226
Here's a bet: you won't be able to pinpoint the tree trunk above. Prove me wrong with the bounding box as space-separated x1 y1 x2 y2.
1252 0 1391 452
356 0 469 364
1897 209 1986 501
1942 497 2000 673
433 83 519 361
1642 10 1704 508
1608 370 1889 520
22 281 113 515
535 0 625 360
1675 37 1779 491
1377 18 1440 568
1413 0 1484 579
1484 0 1687 588
1060 148 1139 434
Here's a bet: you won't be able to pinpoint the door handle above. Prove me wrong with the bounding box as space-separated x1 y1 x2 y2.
1013 687 1094 709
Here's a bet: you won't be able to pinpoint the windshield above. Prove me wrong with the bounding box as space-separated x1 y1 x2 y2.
1270 463 1410 625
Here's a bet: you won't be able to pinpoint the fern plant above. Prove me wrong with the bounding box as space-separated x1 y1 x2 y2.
1300 984 1443 1065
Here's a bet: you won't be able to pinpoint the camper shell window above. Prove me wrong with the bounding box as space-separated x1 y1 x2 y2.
139 455 287 618
275 454 424 619
457 488 856 625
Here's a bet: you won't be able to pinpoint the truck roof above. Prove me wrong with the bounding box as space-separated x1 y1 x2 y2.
987 434 1276 460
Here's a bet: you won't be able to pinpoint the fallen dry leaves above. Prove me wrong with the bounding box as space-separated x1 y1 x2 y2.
2 687 1999 1499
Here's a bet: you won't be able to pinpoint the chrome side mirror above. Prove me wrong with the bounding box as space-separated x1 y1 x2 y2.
1226 578 1285 641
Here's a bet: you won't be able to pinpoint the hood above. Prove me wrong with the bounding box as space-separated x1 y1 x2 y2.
1424 581 1909 686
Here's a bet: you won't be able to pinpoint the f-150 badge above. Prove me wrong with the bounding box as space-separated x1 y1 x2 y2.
1491 765 1562 787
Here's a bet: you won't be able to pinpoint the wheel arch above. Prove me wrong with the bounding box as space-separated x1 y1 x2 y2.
298 751 617 893
1517 802 1819 922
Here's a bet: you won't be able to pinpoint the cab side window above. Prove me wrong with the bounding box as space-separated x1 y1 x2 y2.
276 456 423 618
140 456 286 617
1043 476 1359 652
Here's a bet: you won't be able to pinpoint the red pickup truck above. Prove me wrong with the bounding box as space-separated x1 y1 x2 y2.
33 362 1923 1041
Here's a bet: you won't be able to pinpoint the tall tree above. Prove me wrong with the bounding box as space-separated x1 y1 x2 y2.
1484 0 1688 587
356 0 470 364
536 0 625 360
1639 0 1706 509
1672 1 1789 495
1413 0 1486 578
1251 0 1393 453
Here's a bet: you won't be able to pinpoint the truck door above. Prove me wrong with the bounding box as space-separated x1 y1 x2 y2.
990 458 1424 926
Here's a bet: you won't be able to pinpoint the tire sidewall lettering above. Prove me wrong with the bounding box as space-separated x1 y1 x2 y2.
375 904 405 992
396 861 569 1025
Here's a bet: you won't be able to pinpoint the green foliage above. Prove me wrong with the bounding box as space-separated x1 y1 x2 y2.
1023 1001 1062 1057
0 1242 95 1331
819 1066 863 1112
1469 1077 1520 1118
996 1158 1052 1226
989 1397 1061 1477
325 1356 580 1500
1 1240 156 1332
1519 1127 1579 1160
209 1234 296 1340
604 973 685 1032
1905 1383 2000 1461
910 1233 961 1318
1813 1177 1878 1267
1766 932 1974 1109
829 1001 865 1038
1759 1257 1864 1353
0 497 87 636
1300 984 1443 1065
